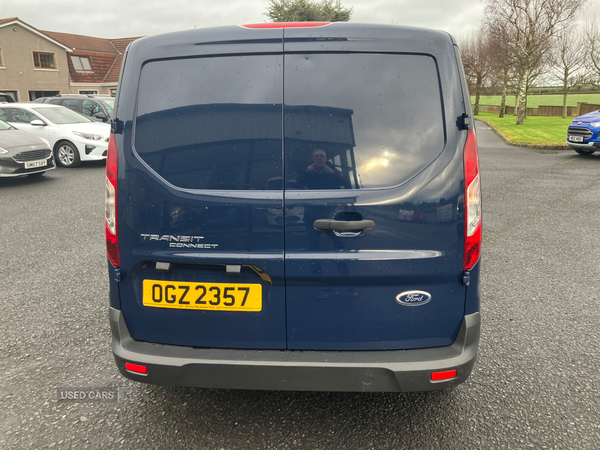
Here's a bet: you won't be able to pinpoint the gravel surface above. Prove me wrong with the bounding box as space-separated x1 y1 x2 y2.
0 125 599 449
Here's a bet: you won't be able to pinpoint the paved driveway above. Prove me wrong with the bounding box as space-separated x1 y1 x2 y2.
0 124 599 449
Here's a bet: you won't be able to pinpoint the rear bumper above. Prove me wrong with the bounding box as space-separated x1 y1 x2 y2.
110 307 480 392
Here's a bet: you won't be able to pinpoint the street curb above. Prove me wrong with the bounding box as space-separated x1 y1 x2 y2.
474 118 571 150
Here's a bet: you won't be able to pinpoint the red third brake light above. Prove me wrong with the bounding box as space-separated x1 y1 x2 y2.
105 134 119 267
463 130 481 271
242 22 331 28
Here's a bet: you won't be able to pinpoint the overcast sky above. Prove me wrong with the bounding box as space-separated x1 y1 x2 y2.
3 0 599 40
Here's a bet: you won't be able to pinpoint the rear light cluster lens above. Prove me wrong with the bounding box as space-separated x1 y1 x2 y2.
105 134 120 267
463 130 481 270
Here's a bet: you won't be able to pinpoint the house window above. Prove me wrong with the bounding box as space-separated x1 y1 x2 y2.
79 90 98 95
71 56 93 73
33 52 56 69
0 49 4 67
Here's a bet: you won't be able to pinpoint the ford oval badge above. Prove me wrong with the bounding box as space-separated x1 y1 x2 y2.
396 290 432 306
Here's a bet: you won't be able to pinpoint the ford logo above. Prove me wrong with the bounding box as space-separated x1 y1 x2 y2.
396 290 432 306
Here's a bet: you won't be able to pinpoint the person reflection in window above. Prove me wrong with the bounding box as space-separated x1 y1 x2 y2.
299 148 348 190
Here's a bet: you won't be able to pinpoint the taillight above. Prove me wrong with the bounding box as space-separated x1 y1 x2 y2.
463 130 481 270
105 134 119 267
242 22 331 28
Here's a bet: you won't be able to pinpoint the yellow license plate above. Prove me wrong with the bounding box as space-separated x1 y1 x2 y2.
142 280 262 311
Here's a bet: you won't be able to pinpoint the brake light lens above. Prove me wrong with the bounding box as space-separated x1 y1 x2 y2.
463 130 481 270
242 22 331 28
105 134 119 267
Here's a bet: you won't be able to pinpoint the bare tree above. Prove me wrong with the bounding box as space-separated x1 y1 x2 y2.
523 45 551 118
485 0 588 125
461 28 493 116
548 28 586 117
586 19 600 88
488 23 518 117
512 48 547 117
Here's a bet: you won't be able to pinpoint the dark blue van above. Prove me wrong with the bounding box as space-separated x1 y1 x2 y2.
107 22 482 392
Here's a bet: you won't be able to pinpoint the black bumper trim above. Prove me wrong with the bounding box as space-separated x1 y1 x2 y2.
110 307 480 392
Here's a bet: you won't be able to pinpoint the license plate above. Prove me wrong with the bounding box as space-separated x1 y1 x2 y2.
25 159 47 169
569 136 584 142
142 280 262 311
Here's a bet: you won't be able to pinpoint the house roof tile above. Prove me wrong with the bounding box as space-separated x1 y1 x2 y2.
0 17 18 26
67 51 117 83
43 30 118 53
0 17 141 86
42 31 140 84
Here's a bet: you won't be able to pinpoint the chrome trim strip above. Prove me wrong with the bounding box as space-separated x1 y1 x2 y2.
285 250 443 260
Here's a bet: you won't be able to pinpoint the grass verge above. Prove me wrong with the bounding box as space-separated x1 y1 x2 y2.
471 93 600 108
475 112 571 148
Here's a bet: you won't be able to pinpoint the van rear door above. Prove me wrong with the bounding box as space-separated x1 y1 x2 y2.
117 36 287 349
282 27 469 350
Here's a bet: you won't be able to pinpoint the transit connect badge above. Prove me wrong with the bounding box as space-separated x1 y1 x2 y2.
396 291 432 306
140 234 218 249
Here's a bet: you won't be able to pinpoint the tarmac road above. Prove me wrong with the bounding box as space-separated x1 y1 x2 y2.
0 124 599 449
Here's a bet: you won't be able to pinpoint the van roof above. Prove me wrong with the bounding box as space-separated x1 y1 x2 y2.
127 22 455 56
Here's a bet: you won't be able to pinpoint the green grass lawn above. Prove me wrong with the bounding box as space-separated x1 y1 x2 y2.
471 93 600 108
475 112 571 147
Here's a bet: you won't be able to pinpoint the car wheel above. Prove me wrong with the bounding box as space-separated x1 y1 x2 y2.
55 141 81 167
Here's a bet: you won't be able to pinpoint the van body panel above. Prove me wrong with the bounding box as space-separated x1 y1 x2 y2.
281 27 468 350
115 30 287 349
110 23 480 390
116 168 287 348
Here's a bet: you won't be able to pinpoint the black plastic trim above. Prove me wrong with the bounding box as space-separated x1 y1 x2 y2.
110 308 479 392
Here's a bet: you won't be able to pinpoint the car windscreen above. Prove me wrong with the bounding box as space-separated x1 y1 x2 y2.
0 119 12 130
32 107 92 124
101 98 115 114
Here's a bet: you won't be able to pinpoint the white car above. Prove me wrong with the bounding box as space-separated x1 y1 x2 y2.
0 103 109 167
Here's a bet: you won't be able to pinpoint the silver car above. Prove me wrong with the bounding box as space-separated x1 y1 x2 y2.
0 119 55 177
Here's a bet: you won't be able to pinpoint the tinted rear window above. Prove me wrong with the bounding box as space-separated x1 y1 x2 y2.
134 55 283 190
284 53 444 189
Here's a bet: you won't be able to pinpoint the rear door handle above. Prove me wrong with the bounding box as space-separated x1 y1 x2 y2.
313 219 375 231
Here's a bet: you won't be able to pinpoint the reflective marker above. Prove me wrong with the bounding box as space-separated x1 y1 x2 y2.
431 370 457 381
125 362 147 374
